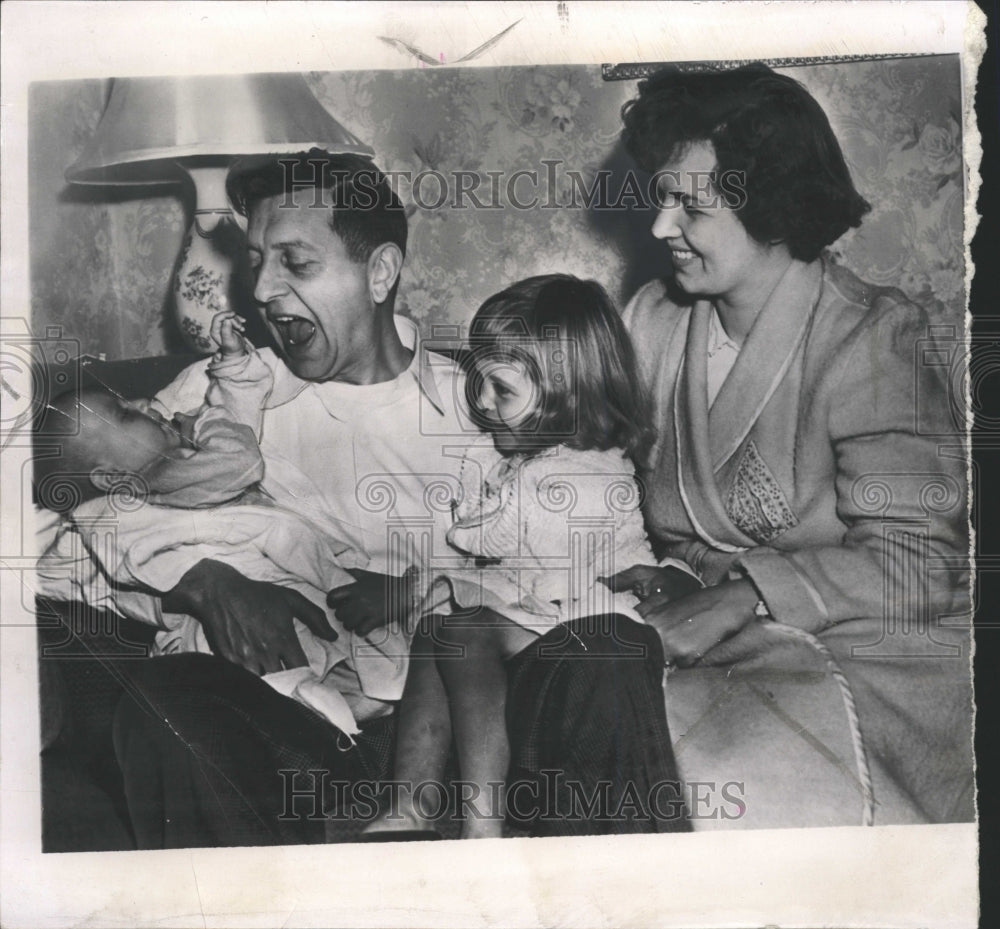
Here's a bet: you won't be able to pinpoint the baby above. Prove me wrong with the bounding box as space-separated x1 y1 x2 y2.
37 311 403 732
42 312 267 511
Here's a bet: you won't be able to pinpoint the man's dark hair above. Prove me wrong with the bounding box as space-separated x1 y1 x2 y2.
621 63 871 262
227 150 408 265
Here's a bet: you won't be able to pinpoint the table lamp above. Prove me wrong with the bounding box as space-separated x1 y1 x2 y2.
65 73 374 354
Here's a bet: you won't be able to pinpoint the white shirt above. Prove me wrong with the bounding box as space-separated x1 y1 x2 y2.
151 316 473 577
706 306 741 407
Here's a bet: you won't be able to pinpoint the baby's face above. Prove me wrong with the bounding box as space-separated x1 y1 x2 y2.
77 392 184 475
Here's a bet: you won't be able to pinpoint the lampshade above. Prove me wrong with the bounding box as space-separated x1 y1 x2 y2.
65 73 374 186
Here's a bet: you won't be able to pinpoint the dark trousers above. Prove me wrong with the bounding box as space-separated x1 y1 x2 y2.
113 616 686 848
506 614 689 835
112 654 393 848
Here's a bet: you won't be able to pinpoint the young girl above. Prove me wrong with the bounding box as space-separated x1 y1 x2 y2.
364 274 689 840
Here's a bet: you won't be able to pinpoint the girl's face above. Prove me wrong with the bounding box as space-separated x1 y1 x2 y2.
474 356 541 454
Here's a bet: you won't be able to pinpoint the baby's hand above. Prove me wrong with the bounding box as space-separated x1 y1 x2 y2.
211 311 249 358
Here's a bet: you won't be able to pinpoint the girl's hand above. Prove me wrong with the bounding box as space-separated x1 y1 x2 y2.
599 563 703 605
211 310 249 359
639 578 759 668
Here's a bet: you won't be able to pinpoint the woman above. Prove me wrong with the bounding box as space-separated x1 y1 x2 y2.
610 64 972 826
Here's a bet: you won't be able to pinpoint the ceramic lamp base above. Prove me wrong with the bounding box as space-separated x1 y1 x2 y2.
171 163 257 355
173 211 247 354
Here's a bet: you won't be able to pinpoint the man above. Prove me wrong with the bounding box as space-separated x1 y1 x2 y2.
32 152 467 846
42 152 682 847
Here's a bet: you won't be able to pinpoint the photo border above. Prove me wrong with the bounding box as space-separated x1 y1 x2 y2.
1 3 983 927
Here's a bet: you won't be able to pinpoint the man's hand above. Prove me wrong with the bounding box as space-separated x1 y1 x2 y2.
638 578 759 668
163 559 336 675
326 568 413 637
599 563 703 606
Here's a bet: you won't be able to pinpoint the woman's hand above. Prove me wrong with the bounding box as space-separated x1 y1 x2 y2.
638 578 759 668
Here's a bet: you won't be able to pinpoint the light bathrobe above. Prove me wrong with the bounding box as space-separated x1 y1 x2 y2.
623 257 973 828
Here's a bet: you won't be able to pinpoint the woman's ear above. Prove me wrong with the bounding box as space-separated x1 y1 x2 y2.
367 243 404 305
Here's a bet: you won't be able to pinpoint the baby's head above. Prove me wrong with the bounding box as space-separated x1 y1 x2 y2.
37 389 185 511
467 274 649 457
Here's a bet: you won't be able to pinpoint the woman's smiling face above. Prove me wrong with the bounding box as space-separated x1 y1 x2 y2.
652 140 776 303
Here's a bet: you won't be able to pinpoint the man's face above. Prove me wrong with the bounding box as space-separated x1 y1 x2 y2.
247 192 374 383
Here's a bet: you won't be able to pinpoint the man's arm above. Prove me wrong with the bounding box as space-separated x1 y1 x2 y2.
39 518 337 674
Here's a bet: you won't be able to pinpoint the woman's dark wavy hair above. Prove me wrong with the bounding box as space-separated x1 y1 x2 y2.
466 274 652 458
621 63 871 261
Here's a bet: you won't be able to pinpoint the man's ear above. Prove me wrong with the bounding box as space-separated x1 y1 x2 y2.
367 243 403 305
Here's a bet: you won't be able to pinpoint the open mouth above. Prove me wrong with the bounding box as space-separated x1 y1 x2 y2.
670 248 698 264
269 315 317 349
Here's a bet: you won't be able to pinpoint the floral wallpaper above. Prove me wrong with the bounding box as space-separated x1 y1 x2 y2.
29 80 188 361
807 58 966 322
29 56 965 361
